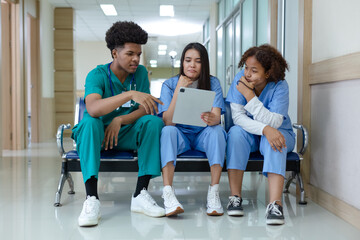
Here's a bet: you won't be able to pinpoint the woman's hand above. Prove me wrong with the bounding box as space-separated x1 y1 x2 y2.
129 91 163 115
263 125 287 152
236 76 255 101
102 116 122 150
177 75 194 88
201 107 221 126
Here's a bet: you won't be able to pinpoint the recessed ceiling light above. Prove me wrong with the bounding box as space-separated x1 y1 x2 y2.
158 50 166 56
150 60 157 64
160 5 174 17
100 4 117 16
150 64 158 68
158 45 168 51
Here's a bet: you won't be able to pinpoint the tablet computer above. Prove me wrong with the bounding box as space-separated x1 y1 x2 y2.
172 87 216 127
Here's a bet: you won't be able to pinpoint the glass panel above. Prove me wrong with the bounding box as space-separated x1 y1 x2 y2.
234 13 241 73
257 0 269 45
241 0 254 55
233 0 241 7
225 0 233 17
225 21 233 95
218 0 225 23
216 26 225 96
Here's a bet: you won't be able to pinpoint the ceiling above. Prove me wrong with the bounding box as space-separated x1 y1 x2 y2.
47 0 218 67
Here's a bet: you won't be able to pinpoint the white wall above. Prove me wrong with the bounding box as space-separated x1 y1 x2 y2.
284 0 298 128
39 0 54 98
312 0 360 63
311 0 360 209
75 41 112 91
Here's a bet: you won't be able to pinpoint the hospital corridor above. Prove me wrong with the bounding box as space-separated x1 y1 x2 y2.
1 0 360 239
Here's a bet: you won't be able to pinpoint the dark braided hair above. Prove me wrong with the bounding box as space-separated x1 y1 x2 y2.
105 21 148 58
238 44 289 83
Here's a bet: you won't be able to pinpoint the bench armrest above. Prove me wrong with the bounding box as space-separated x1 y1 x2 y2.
56 123 72 157
292 123 309 155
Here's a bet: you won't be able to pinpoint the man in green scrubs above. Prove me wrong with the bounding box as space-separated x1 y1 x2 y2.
72 21 165 227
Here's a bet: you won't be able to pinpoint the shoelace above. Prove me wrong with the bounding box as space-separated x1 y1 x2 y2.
84 197 99 214
265 200 282 217
228 196 241 207
141 190 157 206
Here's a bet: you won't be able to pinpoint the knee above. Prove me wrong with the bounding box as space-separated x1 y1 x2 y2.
78 116 104 134
227 125 248 143
141 115 164 130
206 125 226 140
161 125 178 139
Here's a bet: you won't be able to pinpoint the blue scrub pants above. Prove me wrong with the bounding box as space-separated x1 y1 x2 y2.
72 114 164 183
160 125 226 168
226 125 295 177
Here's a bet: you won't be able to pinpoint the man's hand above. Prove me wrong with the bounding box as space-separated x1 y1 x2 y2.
130 91 163 115
102 116 122 150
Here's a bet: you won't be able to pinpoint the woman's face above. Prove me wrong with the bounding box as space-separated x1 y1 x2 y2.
183 49 201 80
244 56 268 90
112 42 142 74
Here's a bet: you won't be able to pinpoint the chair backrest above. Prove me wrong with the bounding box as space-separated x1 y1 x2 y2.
224 99 234 132
75 97 86 125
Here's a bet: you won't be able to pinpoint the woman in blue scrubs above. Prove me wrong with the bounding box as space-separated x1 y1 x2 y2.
226 44 295 225
72 21 165 227
158 42 226 217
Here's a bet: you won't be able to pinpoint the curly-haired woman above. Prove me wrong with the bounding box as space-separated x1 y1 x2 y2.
72 21 165 227
225 44 295 225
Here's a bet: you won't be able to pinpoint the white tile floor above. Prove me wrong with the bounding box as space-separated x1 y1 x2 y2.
1 141 360 240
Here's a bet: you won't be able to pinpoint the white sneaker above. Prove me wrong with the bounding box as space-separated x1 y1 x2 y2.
131 189 165 217
162 185 184 216
78 196 101 227
206 184 224 216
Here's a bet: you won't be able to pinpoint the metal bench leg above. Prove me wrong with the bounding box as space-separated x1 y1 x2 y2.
283 171 296 193
66 173 75 194
54 173 67 207
296 173 307 205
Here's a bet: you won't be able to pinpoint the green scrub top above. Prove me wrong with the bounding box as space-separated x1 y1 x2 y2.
83 63 150 126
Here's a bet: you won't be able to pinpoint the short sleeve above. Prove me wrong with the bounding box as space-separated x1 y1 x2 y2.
210 77 225 114
84 68 105 98
225 70 247 105
268 80 290 117
158 79 175 116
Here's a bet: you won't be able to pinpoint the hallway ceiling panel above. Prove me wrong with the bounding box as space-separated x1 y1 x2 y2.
48 0 217 67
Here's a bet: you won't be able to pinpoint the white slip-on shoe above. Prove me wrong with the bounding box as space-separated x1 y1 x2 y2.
131 189 165 217
206 184 224 216
78 196 101 227
162 185 184 216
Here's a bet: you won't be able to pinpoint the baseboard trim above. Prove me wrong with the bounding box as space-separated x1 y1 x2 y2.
307 184 360 230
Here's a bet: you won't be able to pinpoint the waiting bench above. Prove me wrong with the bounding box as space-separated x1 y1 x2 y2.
54 97 308 206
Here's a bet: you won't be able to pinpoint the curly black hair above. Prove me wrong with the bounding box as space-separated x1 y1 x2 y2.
238 44 289 83
105 21 148 58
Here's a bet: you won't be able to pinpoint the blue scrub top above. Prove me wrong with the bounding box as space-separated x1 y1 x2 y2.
226 70 294 133
159 75 225 134
83 63 150 126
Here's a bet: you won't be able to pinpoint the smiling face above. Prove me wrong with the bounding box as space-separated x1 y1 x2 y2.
112 42 142 74
182 49 202 81
244 55 268 91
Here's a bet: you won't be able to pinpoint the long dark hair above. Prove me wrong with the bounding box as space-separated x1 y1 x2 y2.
179 42 211 90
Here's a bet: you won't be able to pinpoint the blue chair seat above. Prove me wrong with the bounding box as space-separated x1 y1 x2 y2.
66 149 135 160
